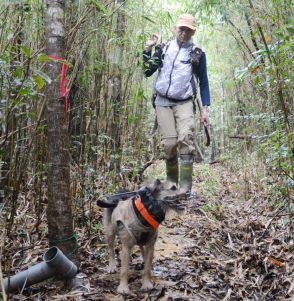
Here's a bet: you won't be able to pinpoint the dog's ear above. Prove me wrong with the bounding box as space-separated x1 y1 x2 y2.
151 179 162 193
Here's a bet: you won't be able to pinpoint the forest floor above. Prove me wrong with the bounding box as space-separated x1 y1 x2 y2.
4 163 294 301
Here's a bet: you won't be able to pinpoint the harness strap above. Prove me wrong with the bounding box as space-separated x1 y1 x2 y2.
134 195 160 229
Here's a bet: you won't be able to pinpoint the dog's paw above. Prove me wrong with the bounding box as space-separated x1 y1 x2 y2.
141 280 153 292
117 284 130 294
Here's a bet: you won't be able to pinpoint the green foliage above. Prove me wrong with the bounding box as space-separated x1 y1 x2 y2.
0 49 47 120
202 202 224 220
194 164 221 198
259 129 293 195
92 222 103 231
144 160 166 180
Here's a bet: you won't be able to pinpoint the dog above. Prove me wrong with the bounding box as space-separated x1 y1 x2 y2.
101 179 186 294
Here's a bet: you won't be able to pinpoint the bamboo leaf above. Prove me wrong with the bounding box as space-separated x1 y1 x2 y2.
268 256 285 267
166 12 173 23
20 45 31 58
19 87 30 96
90 0 107 14
142 15 156 24
37 53 49 62
32 68 52 84
33 74 45 89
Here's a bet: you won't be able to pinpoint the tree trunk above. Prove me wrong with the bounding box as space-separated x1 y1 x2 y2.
45 0 77 259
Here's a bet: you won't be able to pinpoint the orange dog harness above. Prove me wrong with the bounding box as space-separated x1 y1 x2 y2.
134 195 160 229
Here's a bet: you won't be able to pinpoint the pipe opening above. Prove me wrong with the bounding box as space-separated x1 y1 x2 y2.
44 247 58 262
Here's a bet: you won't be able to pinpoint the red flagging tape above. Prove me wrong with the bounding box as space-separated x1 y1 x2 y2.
48 55 70 113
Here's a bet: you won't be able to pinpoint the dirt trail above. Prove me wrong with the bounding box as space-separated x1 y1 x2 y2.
7 164 294 300
70 164 292 301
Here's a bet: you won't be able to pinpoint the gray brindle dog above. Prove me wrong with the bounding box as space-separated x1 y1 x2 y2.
99 179 186 294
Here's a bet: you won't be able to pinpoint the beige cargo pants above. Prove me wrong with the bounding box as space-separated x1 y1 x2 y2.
156 101 196 159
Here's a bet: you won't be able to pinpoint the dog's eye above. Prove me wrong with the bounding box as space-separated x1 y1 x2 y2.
170 185 177 191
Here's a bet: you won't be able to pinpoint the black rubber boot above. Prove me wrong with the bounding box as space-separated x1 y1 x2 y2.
165 156 179 184
179 154 194 192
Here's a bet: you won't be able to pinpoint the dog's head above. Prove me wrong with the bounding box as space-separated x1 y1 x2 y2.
138 179 187 216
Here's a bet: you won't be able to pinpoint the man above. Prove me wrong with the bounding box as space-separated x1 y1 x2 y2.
143 13 211 193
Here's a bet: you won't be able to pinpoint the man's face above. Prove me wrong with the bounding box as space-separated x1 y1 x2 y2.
175 26 195 42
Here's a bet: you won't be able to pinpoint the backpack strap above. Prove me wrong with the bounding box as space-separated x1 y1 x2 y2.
157 42 170 72
190 45 203 104
190 45 203 74
162 42 170 61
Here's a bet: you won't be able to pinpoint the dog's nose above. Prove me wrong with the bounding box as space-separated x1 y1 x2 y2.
170 185 177 191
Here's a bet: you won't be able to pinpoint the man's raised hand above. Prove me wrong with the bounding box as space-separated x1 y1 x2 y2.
145 33 159 51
